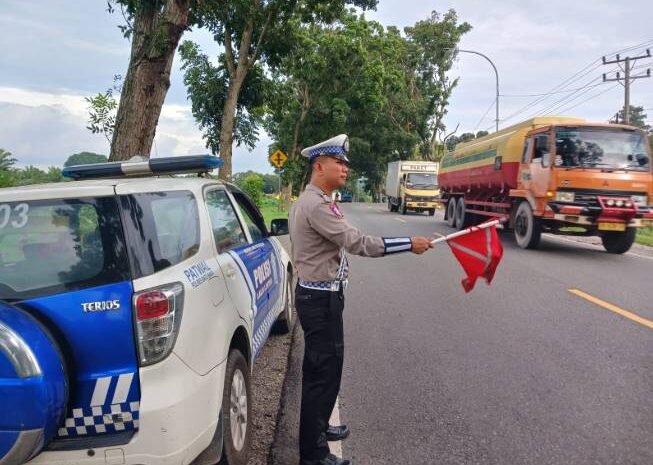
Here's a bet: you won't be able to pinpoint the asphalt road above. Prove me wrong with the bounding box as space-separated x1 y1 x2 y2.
337 202 652 465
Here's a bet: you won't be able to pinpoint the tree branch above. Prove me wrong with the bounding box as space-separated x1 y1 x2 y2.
224 26 236 77
248 7 274 67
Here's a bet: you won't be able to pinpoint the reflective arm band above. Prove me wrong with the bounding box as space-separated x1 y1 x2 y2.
383 237 412 255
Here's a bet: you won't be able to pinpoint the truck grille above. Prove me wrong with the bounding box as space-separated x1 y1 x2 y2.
560 189 647 207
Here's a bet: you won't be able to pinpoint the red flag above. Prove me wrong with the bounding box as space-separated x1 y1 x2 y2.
447 221 504 293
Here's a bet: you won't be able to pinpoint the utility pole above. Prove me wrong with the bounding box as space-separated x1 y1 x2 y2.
602 49 651 125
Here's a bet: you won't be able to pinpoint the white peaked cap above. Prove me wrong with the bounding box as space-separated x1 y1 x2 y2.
301 134 350 163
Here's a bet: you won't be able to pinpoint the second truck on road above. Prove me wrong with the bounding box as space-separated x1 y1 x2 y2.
385 160 439 215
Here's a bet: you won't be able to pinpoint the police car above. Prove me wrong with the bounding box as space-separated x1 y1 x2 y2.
0 156 294 465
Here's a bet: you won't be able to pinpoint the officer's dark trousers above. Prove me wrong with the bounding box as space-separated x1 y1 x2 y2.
295 284 345 461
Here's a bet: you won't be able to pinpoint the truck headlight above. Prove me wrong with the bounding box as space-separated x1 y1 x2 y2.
631 195 648 207
555 191 575 203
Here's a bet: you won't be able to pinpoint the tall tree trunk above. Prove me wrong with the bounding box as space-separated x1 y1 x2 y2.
110 0 190 161
217 76 245 180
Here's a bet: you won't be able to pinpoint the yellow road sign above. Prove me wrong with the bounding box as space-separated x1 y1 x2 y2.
269 149 288 168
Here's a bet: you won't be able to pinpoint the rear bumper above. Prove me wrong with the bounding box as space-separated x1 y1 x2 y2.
27 354 225 465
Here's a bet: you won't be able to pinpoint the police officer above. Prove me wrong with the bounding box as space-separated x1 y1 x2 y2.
289 134 433 465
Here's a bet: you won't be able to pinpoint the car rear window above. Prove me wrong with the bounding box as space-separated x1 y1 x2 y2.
0 198 130 302
119 190 200 278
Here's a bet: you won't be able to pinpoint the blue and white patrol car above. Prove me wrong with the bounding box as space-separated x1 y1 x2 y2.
0 156 294 465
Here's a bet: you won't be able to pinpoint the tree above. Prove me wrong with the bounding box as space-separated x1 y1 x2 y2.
233 170 278 193
404 10 471 159
107 0 194 161
64 152 109 167
179 0 377 180
0 148 17 171
239 173 265 206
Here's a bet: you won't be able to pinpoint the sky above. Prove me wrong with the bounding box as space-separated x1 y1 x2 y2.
1 0 651 173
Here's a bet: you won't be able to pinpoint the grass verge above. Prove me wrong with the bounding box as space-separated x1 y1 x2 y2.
259 196 289 228
636 227 653 247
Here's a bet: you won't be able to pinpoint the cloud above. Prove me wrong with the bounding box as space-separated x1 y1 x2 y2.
0 86 274 173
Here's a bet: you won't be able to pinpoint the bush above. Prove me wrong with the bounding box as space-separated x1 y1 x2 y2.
240 174 265 207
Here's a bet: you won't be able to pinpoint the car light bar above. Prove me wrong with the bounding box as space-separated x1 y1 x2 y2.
62 155 223 180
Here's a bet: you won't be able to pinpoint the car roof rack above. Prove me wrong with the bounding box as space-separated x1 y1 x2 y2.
62 155 223 180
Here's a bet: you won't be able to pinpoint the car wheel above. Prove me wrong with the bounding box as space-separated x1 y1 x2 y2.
601 228 636 254
514 201 542 249
274 275 294 334
220 349 251 465
428 209 435 216
446 197 457 227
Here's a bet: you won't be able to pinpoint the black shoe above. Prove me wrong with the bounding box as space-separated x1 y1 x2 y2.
326 424 350 442
300 453 352 465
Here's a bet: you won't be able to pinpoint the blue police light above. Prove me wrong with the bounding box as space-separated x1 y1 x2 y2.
62 155 223 180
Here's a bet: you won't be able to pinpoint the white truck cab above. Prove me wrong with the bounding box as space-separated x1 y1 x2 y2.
0 156 294 465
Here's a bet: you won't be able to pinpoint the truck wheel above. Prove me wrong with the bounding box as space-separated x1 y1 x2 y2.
428 209 435 216
446 198 457 227
514 201 542 249
601 228 636 254
274 275 294 334
220 350 251 465
455 197 472 229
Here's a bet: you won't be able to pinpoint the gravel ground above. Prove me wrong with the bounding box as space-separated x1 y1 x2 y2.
248 324 296 465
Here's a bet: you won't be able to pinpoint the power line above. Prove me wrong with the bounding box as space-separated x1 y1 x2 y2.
500 39 653 124
602 48 652 124
473 99 496 132
552 83 620 115
500 82 606 98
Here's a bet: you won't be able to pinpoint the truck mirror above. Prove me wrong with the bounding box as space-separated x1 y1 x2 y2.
541 152 551 168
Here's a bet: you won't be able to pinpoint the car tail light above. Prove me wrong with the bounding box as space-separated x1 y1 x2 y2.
134 283 184 366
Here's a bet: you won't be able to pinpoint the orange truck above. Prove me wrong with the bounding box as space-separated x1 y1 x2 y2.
439 116 653 253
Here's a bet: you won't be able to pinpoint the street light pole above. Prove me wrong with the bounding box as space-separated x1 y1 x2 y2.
450 48 500 132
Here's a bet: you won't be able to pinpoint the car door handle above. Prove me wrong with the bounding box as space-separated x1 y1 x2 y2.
224 264 237 278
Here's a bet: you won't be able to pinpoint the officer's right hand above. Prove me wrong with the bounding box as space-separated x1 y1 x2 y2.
410 237 433 255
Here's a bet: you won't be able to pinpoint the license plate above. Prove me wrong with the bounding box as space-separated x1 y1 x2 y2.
598 222 626 231
418 202 427 207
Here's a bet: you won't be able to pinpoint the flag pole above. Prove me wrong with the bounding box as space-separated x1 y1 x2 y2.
431 219 502 245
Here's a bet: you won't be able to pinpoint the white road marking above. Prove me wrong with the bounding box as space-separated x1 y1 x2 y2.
329 397 343 457
394 218 406 223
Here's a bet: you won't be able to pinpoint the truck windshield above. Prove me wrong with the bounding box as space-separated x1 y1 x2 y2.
554 127 650 171
0 197 130 302
406 173 437 189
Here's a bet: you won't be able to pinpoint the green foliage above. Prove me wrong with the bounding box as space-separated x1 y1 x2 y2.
179 41 269 153
64 152 109 167
233 170 279 194
239 173 265 207
86 75 121 143
0 148 17 171
611 105 652 132
264 9 470 196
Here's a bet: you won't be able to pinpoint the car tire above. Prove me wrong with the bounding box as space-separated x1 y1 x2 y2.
220 349 251 465
446 197 457 227
274 275 294 334
601 228 636 254
428 209 435 216
514 201 542 249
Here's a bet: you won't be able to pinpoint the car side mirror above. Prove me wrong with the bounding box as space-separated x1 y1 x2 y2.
270 218 289 236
